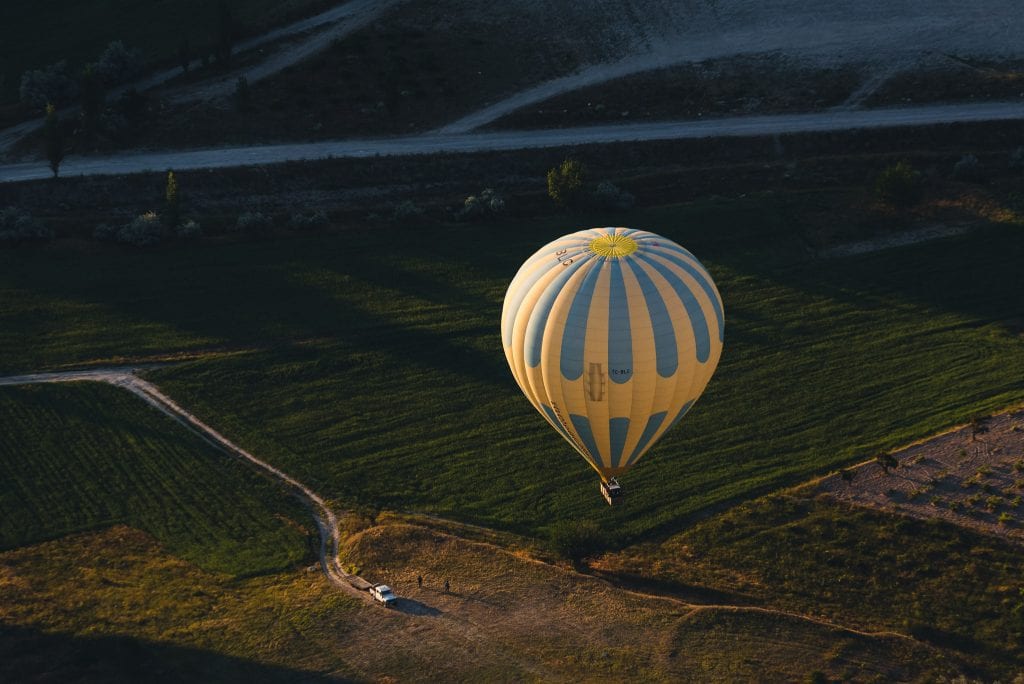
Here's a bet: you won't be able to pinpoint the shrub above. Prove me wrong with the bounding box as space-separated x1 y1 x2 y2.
115 214 162 248
234 211 274 235
547 158 587 207
457 188 505 220
592 180 635 211
175 219 202 240
389 200 424 223
952 154 982 182
1010 147 1024 171
0 207 53 244
19 60 78 109
288 210 329 231
95 41 144 85
92 222 118 242
998 512 1013 525
117 211 163 247
874 161 923 207
233 76 250 112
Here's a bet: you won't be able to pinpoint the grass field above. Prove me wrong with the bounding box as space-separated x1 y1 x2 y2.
0 382 312 576
0 0 330 105
1 194 1022 549
600 492 1024 678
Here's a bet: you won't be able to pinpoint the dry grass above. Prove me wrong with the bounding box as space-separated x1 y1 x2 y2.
1 523 956 682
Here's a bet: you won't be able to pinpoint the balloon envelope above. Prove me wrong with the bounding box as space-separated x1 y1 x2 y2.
501 227 724 481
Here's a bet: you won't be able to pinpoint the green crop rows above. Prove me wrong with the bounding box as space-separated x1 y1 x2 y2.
0 382 312 576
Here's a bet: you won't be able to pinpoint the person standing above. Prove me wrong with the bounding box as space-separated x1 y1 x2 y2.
417 575 423 588
443 579 450 593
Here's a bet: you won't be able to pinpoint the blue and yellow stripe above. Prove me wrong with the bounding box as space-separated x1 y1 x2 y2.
501 227 724 481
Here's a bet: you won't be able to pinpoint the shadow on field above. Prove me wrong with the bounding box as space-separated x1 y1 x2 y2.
0 623 350 683
393 598 442 616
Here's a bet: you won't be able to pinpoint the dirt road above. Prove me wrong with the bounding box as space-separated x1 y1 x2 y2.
0 367 368 599
0 0 402 154
1 99 1021 183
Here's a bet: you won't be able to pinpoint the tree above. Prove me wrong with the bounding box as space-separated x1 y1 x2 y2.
19 60 78 109
79 65 103 138
95 41 143 85
874 452 898 475
970 416 988 442
43 104 65 178
874 161 923 207
233 76 250 112
840 468 855 486
547 158 587 207
178 39 191 75
216 1 234 66
164 171 180 229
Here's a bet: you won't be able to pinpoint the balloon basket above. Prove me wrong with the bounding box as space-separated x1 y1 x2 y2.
600 478 624 506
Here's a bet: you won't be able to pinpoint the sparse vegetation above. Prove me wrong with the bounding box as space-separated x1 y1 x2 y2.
875 161 923 207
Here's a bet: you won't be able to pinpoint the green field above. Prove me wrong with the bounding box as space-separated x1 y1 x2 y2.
0 382 312 576
1 194 1022 547
0 0 329 104
607 493 1024 676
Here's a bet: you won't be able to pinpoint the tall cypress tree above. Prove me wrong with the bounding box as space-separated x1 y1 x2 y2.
44 104 65 178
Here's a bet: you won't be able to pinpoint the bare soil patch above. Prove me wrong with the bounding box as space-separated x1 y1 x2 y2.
819 408 1024 543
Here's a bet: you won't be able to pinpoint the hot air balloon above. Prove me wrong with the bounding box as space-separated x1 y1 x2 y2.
501 227 724 504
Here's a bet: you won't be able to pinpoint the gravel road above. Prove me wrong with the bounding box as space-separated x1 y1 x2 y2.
1 100 1021 183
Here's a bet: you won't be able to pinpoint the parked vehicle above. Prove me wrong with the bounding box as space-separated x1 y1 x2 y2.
370 584 397 607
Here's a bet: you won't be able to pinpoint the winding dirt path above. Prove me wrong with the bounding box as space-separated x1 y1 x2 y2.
0 367 368 599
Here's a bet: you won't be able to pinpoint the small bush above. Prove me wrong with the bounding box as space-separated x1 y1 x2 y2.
1010 147 1024 171
875 161 923 207
288 210 329 231
92 222 118 242
389 200 424 223
175 219 202 240
998 512 1013 525
547 158 587 207
592 180 635 211
117 211 163 247
234 211 274 235
0 207 53 244
952 154 982 182
457 188 505 220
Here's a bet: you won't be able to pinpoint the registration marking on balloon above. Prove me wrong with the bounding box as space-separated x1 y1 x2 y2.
501 227 724 486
